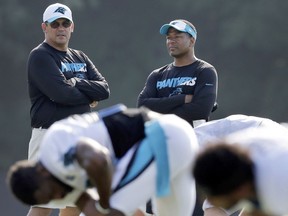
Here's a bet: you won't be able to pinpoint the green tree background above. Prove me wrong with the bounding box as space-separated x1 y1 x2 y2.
1 0 288 214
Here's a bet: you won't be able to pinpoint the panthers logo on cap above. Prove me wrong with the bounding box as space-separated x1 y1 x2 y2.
54 7 67 15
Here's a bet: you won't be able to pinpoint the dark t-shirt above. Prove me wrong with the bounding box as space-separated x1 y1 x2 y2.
137 59 218 124
28 42 109 128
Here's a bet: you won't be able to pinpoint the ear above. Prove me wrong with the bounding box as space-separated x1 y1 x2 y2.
190 37 196 46
36 162 51 176
71 23 74 33
41 22 47 33
234 181 254 199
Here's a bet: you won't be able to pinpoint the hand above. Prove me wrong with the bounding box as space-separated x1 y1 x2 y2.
95 202 111 215
90 101 98 108
67 77 77 86
178 78 196 94
185 95 193 103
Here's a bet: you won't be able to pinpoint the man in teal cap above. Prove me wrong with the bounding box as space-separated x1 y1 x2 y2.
137 18 219 216
137 19 218 128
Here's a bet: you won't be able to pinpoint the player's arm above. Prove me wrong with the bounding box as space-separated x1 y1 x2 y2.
28 50 92 105
137 71 183 112
75 137 113 211
70 53 110 102
169 67 218 121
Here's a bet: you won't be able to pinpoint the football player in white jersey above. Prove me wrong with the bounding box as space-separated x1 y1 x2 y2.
138 114 286 216
193 114 287 216
193 126 288 216
7 104 199 216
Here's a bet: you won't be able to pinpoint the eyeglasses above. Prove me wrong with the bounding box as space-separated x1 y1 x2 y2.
46 20 72 29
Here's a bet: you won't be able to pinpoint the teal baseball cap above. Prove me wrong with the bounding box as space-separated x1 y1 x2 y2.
160 20 197 39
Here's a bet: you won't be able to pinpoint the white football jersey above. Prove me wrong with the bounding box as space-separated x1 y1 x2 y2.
39 112 114 205
223 127 288 215
194 114 286 147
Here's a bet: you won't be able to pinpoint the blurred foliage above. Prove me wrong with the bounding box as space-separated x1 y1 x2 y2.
1 0 288 170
